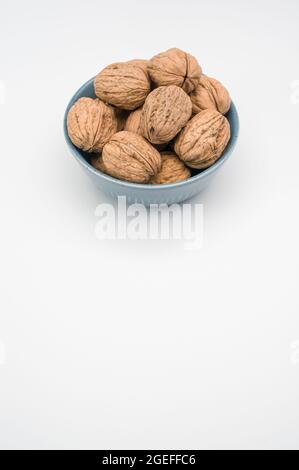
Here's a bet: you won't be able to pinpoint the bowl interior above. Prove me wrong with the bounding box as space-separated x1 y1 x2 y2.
64 77 239 187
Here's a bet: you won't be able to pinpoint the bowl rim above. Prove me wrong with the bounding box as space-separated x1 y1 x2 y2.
63 77 240 190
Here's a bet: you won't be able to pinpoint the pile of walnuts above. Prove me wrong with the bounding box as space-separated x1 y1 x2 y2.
67 48 231 185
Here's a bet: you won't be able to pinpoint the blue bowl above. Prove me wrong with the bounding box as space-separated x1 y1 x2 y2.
63 77 239 205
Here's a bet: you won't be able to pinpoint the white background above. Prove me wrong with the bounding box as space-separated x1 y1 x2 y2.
0 0 299 450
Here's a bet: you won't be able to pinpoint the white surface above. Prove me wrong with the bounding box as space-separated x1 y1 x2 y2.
0 0 299 450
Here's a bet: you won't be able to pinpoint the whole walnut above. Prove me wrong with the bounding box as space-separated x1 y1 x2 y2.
102 131 161 183
124 107 143 135
174 109 230 169
190 75 231 114
67 97 118 153
94 62 150 110
148 48 202 94
141 85 192 145
150 152 191 184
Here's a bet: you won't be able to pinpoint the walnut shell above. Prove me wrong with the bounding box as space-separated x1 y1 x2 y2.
148 48 202 94
124 108 167 151
102 131 161 183
190 75 231 114
127 59 150 75
105 59 150 80
174 109 230 169
67 97 118 153
150 152 191 184
141 85 192 145
124 107 143 135
94 63 150 110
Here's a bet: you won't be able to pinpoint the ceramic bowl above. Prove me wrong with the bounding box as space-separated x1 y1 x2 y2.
63 77 239 205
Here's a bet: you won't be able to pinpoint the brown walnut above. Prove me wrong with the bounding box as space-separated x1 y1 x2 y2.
102 131 161 183
141 85 192 145
150 152 191 184
94 62 150 110
190 75 231 114
148 48 202 94
174 109 230 169
67 97 118 153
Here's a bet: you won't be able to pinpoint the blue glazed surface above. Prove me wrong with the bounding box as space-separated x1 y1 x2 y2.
63 77 239 205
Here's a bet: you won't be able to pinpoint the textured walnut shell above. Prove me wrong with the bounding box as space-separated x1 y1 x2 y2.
102 131 161 183
67 97 118 153
124 107 143 135
127 59 150 75
107 59 150 80
124 108 167 151
94 63 150 110
190 75 231 114
150 152 191 184
148 48 202 94
174 109 230 169
141 85 192 145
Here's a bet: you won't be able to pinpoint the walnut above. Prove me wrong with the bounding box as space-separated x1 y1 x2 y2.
124 107 143 135
94 62 150 110
102 131 161 183
67 97 118 153
150 152 191 184
190 75 231 114
148 48 202 94
141 85 192 145
174 109 230 169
